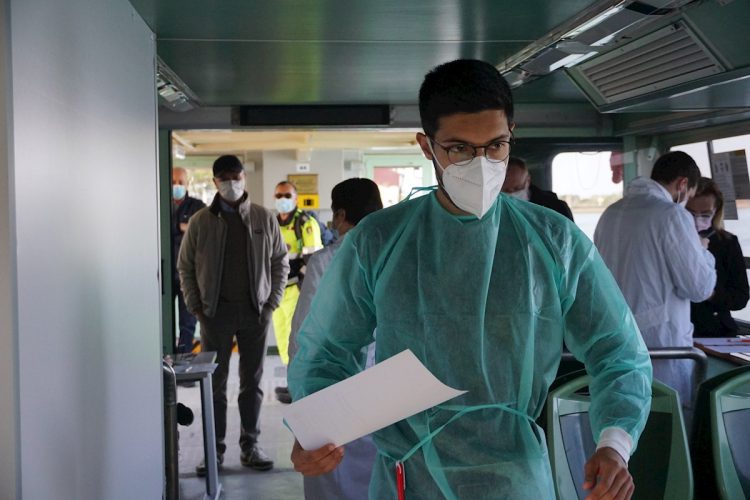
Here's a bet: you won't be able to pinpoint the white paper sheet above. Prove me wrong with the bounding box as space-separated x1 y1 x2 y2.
281 349 466 450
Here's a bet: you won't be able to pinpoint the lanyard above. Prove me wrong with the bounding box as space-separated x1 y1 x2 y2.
390 402 534 499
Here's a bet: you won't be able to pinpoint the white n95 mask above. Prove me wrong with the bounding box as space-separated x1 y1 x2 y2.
430 143 506 218
217 179 245 202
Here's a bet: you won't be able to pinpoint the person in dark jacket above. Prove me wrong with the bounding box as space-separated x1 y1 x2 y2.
501 157 574 220
172 167 206 353
686 177 749 337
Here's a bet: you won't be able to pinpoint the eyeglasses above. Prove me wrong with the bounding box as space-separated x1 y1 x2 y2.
687 209 715 218
430 137 512 166
275 193 294 199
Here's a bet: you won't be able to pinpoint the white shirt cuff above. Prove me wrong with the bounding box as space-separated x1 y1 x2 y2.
597 427 633 464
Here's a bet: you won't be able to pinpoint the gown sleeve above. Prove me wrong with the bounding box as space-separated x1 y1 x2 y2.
561 233 653 453
288 230 377 401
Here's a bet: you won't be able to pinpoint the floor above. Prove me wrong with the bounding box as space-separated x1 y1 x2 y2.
176 354 303 500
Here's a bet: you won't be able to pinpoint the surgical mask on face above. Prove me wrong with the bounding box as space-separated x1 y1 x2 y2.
275 197 296 214
507 188 529 201
693 215 713 233
217 179 245 202
429 142 507 218
172 184 187 200
676 184 689 208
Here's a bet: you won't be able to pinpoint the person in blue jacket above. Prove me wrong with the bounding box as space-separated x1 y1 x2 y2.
289 59 652 500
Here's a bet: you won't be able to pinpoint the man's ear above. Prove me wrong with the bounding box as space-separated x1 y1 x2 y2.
416 132 433 160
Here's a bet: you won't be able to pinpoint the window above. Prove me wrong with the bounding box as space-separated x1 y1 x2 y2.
181 168 217 205
366 153 435 208
672 134 750 324
551 151 622 240
669 141 712 177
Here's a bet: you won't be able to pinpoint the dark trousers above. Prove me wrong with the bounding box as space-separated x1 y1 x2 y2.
199 301 268 455
176 288 198 353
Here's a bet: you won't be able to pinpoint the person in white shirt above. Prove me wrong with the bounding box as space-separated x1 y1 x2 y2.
288 178 383 500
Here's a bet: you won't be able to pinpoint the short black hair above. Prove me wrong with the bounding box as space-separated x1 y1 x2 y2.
651 151 700 188
419 59 514 137
507 157 527 171
275 180 297 194
213 155 243 177
331 178 383 225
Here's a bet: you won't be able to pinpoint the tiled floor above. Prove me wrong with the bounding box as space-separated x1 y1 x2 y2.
176 354 303 500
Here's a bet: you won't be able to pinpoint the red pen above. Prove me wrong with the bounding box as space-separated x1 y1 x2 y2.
396 461 406 500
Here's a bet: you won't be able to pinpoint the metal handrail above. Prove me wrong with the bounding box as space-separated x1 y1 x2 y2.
561 346 708 386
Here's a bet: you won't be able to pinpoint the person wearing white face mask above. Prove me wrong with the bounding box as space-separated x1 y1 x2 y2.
686 177 749 337
171 167 206 354
289 59 652 500
271 180 323 404
177 154 289 475
501 157 574 221
595 151 716 422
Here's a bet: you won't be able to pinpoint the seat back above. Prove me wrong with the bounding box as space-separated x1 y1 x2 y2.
547 375 692 499
710 368 750 499
691 365 750 499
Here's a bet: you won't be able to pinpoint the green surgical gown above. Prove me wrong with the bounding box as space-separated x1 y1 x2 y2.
289 192 652 499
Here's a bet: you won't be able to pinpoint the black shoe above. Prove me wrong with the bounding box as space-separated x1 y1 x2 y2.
274 386 289 394
195 452 223 477
276 391 292 404
240 445 274 471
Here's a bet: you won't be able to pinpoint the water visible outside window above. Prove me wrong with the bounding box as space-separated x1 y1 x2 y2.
551 151 622 241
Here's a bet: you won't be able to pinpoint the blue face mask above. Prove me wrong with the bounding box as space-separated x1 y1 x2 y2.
276 197 296 214
172 184 187 200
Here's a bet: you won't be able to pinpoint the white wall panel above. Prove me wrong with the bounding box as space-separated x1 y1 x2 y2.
10 0 161 498
0 0 20 497
262 149 345 222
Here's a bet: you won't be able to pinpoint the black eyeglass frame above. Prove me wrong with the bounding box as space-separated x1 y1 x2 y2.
429 136 514 166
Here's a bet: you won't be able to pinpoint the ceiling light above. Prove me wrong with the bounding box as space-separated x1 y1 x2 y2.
562 5 625 39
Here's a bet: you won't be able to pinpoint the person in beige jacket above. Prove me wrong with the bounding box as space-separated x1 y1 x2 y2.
178 155 288 475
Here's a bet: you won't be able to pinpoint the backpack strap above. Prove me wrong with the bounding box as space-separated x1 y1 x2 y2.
293 210 310 244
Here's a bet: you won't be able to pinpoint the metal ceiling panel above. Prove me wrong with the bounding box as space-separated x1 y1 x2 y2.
157 40 530 105
129 0 599 42
130 0 601 106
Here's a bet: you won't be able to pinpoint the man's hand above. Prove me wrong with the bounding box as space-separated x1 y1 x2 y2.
179 222 189 233
191 309 206 323
583 447 634 500
290 440 344 476
260 304 274 324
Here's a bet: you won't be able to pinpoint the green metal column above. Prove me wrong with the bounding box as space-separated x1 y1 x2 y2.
623 135 639 186
159 129 175 355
